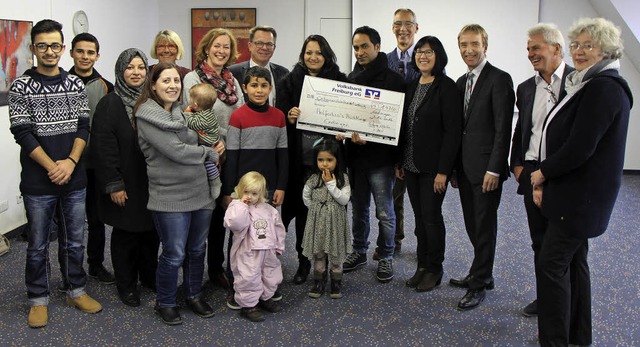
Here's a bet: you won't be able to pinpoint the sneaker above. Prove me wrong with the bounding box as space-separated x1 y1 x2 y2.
258 298 281 313
240 306 265 322
28 305 48 328
89 265 116 284
226 294 241 310
271 289 283 302
66 294 103 314
343 252 367 272
376 258 394 283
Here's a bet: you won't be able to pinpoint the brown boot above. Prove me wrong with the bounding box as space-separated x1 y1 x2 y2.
406 268 427 288
28 305 48 328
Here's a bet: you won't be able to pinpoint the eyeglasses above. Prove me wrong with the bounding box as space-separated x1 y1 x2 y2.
252 41 275 49
156 44 178 52
569 42 597 52
34 42 64 53
415 49 434 57
393 21 416 28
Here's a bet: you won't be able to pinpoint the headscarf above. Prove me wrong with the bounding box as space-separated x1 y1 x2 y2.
195 61 239 106
114 48 149 122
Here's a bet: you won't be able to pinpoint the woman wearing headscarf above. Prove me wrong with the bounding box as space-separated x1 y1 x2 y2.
91 48 158 308
530 18 632 346
276 35 349 284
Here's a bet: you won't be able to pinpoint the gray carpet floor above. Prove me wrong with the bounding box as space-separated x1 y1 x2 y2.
0 176 638 346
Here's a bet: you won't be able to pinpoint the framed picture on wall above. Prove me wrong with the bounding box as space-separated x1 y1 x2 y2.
191 8 256 70
1 19 33 106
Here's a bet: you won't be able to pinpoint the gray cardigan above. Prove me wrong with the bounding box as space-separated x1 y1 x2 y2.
136 99 216 212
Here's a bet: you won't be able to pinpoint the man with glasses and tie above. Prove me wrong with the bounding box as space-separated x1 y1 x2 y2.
387 8 421 83
9 19 102 328
381 8 420 258
229 25 289 104
450 24 514 311
510 23 573 318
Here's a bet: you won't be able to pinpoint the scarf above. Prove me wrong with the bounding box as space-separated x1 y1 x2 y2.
114 48 148 123
564 58 619 96
195 62 239 106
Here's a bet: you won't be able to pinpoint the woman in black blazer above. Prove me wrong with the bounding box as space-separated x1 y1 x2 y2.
530 18 632 346
397 36 462 292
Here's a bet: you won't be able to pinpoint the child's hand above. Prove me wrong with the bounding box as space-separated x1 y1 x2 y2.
322 169 334 183
241 196 252 205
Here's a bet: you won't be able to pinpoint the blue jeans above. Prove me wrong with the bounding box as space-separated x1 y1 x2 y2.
24 189 87 306
351 166 396 259
153 209 212 307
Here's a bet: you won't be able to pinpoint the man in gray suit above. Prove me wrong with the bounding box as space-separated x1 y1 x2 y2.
510 23 573 317
228 25 289 105
450 24 515 311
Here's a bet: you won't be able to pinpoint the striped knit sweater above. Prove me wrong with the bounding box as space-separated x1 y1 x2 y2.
223 102 288 196
8 67 90 195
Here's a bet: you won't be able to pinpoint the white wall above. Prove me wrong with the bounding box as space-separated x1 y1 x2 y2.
540 0 640 169
157 0 305 72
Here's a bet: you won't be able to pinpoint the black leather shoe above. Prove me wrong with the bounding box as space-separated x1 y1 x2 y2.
187 297 215 318
293 261 311 285
118 290 140 307
522 299 538 317
449 275 494 290
154 305 182 325
457 289 486 311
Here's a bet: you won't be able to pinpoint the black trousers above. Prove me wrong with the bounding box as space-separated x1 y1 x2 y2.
537 221 592 347
85 169 107 268
111 227 159 293
521 162 548 284
458 172 502 290
405 172 446 273
206 195 227 279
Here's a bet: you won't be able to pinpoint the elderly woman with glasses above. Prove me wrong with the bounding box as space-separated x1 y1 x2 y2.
397 35 462 293
149 30 191 81
530 18 632 346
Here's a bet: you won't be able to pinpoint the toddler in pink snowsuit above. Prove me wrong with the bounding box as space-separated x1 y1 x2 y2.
224 171 286 322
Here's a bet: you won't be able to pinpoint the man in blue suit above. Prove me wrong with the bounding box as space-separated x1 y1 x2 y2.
450 24 515 311
510 23 573 318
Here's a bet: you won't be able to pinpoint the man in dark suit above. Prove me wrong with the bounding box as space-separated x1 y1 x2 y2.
228 25 289 105
450 24 514 311
382 8 419 256
510 23 573 318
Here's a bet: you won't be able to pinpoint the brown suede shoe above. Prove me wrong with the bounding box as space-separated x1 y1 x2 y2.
28 305 48 328
66 294 103 314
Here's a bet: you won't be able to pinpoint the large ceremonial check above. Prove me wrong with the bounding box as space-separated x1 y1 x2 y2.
297 76 405 146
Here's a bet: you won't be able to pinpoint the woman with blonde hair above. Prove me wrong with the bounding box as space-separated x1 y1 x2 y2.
149 30 191 81
182 27 244 294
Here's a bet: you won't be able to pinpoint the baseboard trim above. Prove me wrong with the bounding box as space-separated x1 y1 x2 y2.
4 224 27 240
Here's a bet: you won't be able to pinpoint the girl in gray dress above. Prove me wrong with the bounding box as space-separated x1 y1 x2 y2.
302 140 351 299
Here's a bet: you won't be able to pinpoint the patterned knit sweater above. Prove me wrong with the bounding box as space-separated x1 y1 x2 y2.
9 67 90 195
222 102 288 196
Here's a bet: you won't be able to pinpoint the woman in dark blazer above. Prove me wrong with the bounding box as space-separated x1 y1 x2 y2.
530 18 632 346
397 36 462 292
276 35 349 285
91 49 158 307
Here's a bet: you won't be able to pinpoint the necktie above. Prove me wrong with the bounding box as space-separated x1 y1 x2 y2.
399 51 408 78
464 72 475 115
